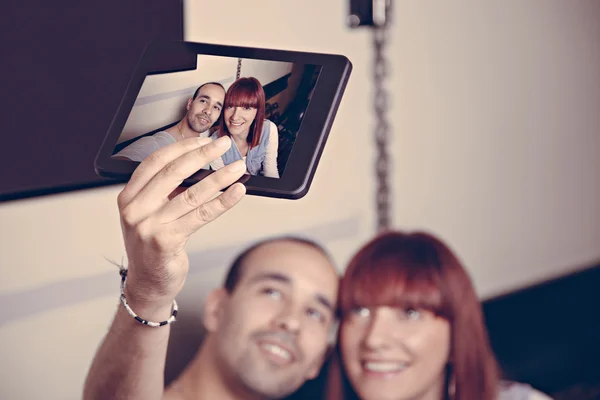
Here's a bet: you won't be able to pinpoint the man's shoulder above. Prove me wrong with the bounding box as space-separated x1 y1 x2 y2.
114 131 176 162
152 130 177 142
127 131 174 144
134 131 175 147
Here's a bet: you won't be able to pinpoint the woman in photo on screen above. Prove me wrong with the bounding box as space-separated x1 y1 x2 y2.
324 231 553 400
210 76 280 178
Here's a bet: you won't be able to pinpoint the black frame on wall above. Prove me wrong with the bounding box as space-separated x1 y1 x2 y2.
0 1 187 202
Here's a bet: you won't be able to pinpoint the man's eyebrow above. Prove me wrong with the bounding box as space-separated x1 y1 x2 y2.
315 294 334 313
249 272 291 285
197 94 223 107
249 272 334 312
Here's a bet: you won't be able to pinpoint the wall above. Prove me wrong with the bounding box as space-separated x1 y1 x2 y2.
389 1 600 297
0 1 599 399
239 58 294 84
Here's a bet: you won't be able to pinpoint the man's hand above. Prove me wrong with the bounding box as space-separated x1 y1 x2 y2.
82 136 245 400
116 135 246 312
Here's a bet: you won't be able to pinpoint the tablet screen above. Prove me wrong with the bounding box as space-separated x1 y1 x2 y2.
111 54 322 180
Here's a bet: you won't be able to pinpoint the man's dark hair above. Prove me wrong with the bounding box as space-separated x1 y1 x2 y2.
192 81 225 100
223 236 334 293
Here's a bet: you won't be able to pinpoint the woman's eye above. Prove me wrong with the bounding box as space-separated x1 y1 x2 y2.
404 308 421 320
352 307 371 318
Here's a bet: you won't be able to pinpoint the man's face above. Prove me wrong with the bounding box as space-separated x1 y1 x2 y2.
205 240 339 399
186 84 225 133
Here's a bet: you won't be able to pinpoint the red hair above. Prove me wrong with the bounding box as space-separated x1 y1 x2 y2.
218 77 266 149
326 231 500 400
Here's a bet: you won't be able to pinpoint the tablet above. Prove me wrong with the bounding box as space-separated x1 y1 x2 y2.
94 39 352 200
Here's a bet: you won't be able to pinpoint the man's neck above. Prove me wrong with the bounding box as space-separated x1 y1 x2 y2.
169 121 206 140
167 340 265 400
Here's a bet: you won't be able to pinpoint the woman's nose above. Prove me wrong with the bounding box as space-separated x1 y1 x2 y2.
363 312 394 350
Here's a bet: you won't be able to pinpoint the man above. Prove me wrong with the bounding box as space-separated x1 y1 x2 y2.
113 82 226 163
83 135 339 400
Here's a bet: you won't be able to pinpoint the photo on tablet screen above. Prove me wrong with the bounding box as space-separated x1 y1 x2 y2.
111 55 321 179
95 40 352 199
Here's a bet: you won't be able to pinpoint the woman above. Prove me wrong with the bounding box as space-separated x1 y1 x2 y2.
325 231 552 400
210 77 280 178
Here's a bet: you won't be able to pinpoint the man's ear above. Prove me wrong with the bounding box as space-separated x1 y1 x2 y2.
186 98 193 111
202 288 228 333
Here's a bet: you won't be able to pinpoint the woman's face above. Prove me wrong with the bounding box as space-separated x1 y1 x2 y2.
224 105 258 137
339 306 451 400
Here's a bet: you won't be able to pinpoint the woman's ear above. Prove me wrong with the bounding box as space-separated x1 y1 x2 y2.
202 288 228 332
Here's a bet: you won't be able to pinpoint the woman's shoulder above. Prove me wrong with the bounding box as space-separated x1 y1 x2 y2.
498 381 553 400
263 119 277 129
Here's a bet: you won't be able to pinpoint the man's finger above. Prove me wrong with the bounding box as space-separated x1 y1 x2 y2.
155 159 247 223
124 136 234 223
171 182 246 237
118 137 214 207
168 186 187 201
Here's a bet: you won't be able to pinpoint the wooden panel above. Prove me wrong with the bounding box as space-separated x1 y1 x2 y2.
1 1 186 201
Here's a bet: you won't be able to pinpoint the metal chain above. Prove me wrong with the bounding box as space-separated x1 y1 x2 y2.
373 1 392 232
236 58 242 79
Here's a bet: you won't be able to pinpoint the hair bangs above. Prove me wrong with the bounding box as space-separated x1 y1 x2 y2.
340 235 452 318
225 82 260 109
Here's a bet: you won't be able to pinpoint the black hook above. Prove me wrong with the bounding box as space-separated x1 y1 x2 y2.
347 0 391 28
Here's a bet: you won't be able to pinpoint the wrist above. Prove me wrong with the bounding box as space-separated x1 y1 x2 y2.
123 285 175 322
119 270 179 324
123 267 181 303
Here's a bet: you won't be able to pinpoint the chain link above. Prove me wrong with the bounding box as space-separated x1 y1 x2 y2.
236 58 242 79
373 1 392 232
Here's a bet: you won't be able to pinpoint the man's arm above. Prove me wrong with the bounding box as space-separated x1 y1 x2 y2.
83 294 174 400
83 136 247 400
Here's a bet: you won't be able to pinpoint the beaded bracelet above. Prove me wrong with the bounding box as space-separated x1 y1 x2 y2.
119 268 178 327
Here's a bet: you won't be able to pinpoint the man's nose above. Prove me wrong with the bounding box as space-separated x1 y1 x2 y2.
274 305 301 334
